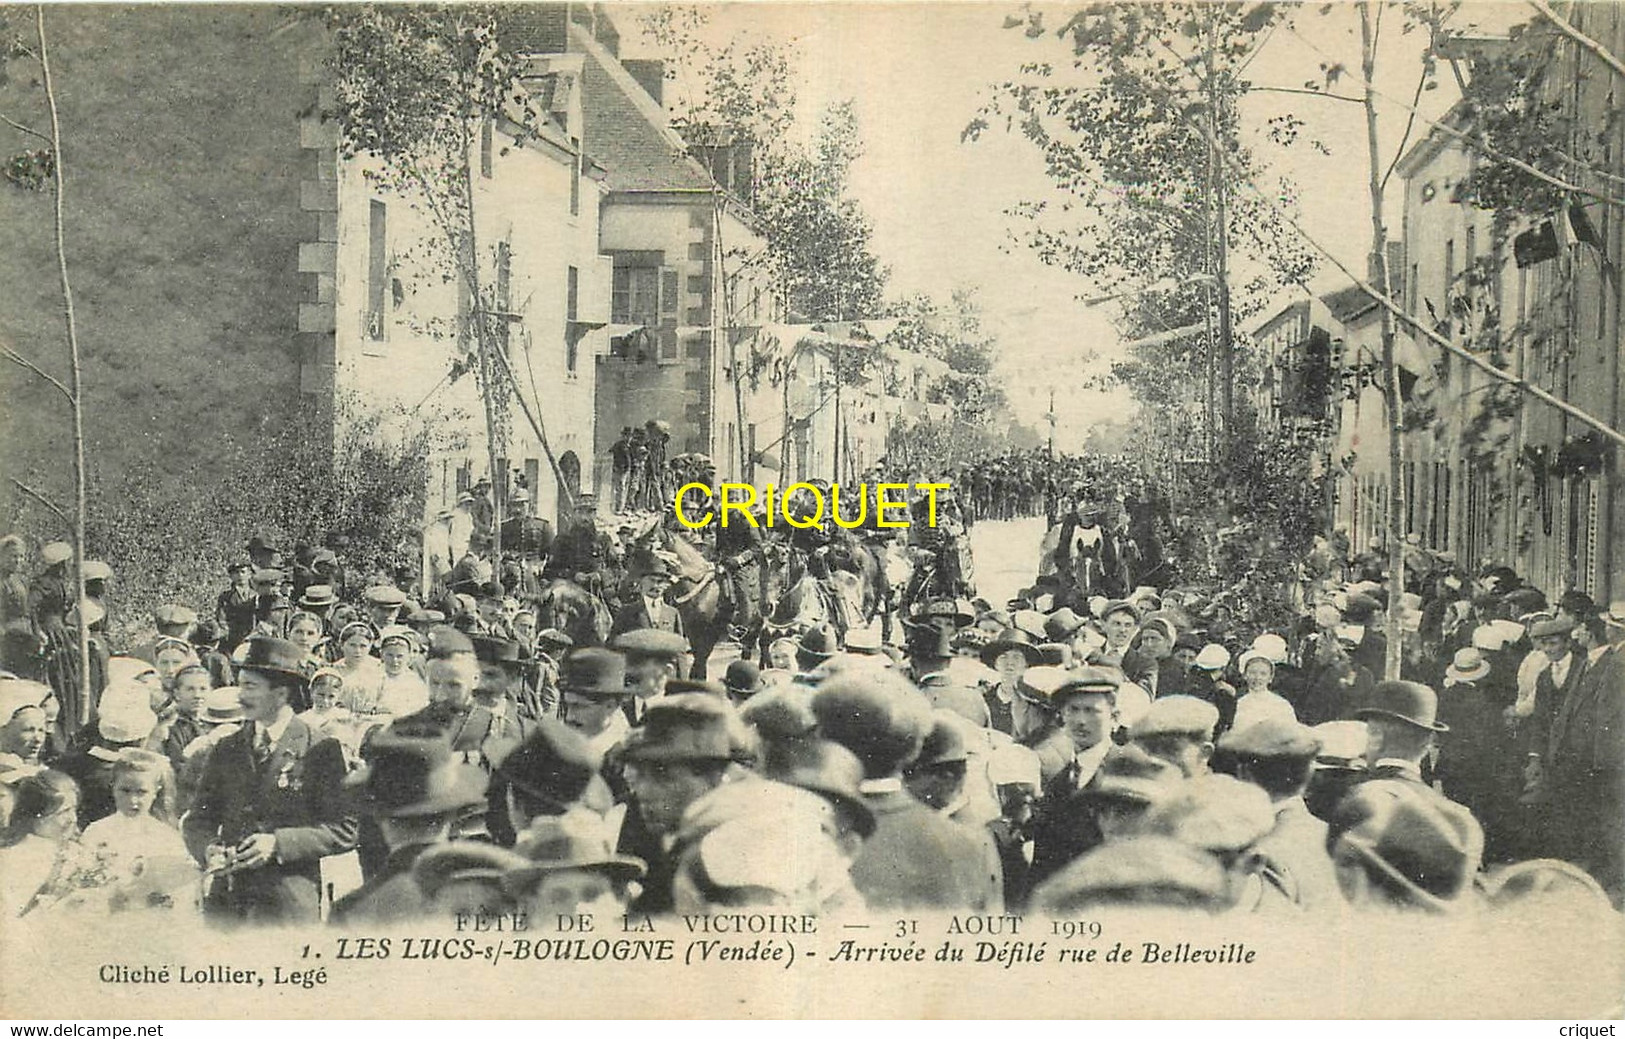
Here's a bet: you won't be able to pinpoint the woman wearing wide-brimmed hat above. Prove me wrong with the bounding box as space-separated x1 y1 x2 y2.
978 627 1044 736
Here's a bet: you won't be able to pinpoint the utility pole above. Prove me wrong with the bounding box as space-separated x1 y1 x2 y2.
1047 387 1056 455
1206 11 1235 471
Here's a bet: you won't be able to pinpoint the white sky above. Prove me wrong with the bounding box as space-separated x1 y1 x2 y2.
620 1 1528 444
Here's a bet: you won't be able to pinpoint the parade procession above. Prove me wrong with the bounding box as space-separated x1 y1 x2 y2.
1 0 1624 1022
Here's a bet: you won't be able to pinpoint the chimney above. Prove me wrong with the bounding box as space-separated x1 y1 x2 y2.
497 3 570 55
623 59 665 107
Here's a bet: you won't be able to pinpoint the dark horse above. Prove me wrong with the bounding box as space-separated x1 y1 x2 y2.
537 578 611 648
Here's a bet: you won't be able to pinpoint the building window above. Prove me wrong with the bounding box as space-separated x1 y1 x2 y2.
612 266 661 325
566 265 580 374
367 200 387 342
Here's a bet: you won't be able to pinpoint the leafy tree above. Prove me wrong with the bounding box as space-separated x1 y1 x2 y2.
325 4 554 547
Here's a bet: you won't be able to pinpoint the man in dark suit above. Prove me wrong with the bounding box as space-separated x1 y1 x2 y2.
1534 607 1625 901
328 732 488 924
1331 680 1471 843
609 559 684 640
813 671 1004 911
1023 667 1125 891
182 637 357 924
1220 717 1340 910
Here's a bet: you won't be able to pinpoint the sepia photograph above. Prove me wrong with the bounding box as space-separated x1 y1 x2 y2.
0 0 1622 1021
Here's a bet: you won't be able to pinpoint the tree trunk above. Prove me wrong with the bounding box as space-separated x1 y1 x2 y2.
1359 1 1406 682
458 117 502 557
37 8 91 725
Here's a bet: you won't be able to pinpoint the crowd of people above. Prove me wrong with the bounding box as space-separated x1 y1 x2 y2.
0 466 1619 930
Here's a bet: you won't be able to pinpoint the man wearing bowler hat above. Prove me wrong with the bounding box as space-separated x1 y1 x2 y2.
183 637 358 924
329 732 489 923
555 647 635 758
1334 681 1474 842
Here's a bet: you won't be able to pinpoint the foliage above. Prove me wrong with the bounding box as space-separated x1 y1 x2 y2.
325 4 545 464
641 7 889 323
67 394 466 646
966 0 1314 421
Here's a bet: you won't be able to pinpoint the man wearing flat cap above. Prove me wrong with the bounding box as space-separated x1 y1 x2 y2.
613 693 755 913
1028 667 1124 890
1129 695 1219 779
813 672 1003 911
612 628 689 722
1220 718 1339 910
330 733 489 923
183 637 358 923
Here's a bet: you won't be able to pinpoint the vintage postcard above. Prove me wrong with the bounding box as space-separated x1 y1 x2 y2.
1 0 1622 1020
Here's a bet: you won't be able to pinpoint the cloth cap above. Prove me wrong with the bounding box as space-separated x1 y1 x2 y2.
363 585 407 608
1101 599 1141 623
81 560 114 583
611 628 690 661
1230 691 1299 733
1051 666 1122 707
502 814 646 893
1082 742 1183 806
1031 835 1231 914
1528 616 1576 639
910 711 970 768
1218 716 1321 760
471 635 523 666
810 671 933 778
1131 695 1219 741
0 679 49 723
153 604 197 628
1141 773 1275 852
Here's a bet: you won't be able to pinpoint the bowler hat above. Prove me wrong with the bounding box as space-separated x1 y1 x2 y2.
238 637 311 686
611 629 689 660
621 693 755 764
347 733 487 818
763 737 876 838
298 585 336 608
557 648 630 700
666 677 728 698
722 659 765 700
1354 680 1448 732
495 717 601 812
979 628 1043 669
502 814 646 893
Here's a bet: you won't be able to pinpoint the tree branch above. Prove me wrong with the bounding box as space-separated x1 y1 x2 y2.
1379 61 1429 194
0 112 52 145
1251 86 1365 104
0 344 73 403
1528 0 1625 82
8 478 69 529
